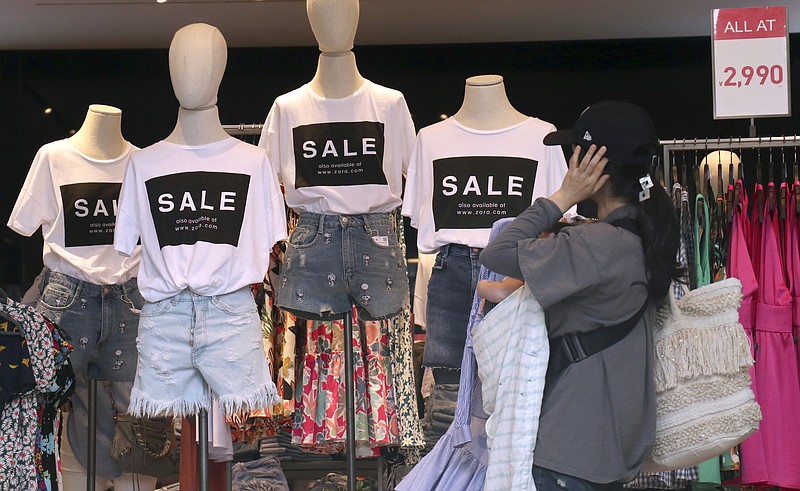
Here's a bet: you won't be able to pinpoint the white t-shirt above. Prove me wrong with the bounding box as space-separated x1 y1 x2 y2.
8 139 141 285
402 117 569 253
259 79 416 214
114 137 288 302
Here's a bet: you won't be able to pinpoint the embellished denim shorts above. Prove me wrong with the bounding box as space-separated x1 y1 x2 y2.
35 268 143 477
129 286 279 418
36 269 142 381
276 212 409 320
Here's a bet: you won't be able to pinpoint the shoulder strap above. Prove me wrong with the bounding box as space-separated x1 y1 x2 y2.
546 297 650 385
546 216 649 387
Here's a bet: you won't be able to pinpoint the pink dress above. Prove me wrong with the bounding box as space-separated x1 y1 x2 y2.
793 181 800 404
728 179 767 482
746 181 800 487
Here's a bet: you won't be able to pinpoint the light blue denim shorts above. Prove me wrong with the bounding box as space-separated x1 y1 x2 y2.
129 286 279 418
276 212 409 320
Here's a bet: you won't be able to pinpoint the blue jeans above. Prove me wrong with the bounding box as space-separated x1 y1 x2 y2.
35 269 144 477
533 466 625 491
422 244 481 369
277 212 409 320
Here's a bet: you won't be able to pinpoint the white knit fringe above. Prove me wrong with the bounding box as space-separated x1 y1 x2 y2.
653 322 753 392
128 387 209 418
217 381 281 417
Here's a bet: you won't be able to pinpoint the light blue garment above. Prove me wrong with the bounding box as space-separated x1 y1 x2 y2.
397 218 513 490
473 284 548 490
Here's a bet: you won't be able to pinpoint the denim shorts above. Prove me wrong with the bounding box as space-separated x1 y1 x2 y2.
35 268 144 477
422 244 481 369
130 286 279 418
276 212 409 320
36 269 142 381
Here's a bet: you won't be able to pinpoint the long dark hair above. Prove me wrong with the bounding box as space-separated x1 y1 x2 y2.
604 160 682 299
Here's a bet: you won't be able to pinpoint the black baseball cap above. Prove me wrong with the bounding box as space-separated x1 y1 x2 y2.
543 100 658 169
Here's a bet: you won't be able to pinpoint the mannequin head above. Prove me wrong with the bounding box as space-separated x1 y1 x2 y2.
307 0 359 53
701 150 741 195
168 23 227 110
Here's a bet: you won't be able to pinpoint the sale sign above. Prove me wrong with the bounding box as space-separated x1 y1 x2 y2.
712 6 791 119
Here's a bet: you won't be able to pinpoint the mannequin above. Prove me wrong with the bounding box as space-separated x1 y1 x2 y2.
115 22 286 491
165 23 230 146
307 0 365 98
701 150 741 196
260 0 413 321
70 104 127 160
8 105 155 490
452 75 529 131
398 79 570 487
258 0 421 454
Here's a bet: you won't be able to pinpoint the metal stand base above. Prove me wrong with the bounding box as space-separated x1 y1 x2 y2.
343 310 356 491
198 408 209 491
86 377 97 491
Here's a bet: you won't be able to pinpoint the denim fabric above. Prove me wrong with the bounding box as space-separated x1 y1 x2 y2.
130 286 279 418
533 466 625 491
35 269 144 478
277 211 409 320
423 244 481 368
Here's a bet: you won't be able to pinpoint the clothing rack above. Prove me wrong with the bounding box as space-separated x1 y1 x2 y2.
223 123 360 491
660 136 800 187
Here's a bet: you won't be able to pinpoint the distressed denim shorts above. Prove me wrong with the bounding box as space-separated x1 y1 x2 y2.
35 268 143 477
423 244 481 369
129 286 279 418
276 212 409 320
36 269 142 381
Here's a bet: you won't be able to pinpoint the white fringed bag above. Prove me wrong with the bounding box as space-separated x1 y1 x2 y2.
642 277 762 472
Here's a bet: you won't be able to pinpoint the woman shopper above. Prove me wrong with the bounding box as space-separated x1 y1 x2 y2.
479 100 682 490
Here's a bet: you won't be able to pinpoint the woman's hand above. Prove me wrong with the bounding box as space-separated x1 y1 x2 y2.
548 144 609 213
477 277 524 304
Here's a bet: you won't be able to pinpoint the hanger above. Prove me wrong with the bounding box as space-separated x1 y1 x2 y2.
755 146 764 223
794 145 800 216
670 152 682 208
777 148 787 220
767 148 775 216
681 148 688 192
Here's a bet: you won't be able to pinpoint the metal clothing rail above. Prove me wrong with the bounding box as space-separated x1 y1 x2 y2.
660 135 800 188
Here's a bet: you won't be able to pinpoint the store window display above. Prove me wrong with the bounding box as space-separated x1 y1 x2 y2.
7 104 157 490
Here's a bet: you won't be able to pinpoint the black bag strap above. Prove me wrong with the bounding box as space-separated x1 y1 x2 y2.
546 216 649 385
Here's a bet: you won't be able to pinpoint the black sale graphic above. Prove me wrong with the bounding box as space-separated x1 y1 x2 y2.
145 171 250 248
292 121 387 188
61 182 122 247
432 156 537 230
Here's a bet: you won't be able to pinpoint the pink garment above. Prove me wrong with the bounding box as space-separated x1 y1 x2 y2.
788 182 800 453
729 179 766 482
745 182 800 488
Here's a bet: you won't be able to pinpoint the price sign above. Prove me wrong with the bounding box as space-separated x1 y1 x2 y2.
712 6 791 119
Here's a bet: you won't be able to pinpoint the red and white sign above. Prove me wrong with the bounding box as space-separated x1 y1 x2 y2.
712 6 791 119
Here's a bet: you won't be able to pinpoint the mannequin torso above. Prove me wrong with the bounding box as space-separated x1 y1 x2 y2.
306 0 365 98
452 74 529 131
69 104 127 160
164 23 230 146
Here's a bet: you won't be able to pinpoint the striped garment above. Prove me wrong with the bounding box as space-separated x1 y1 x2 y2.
472 285 549 490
